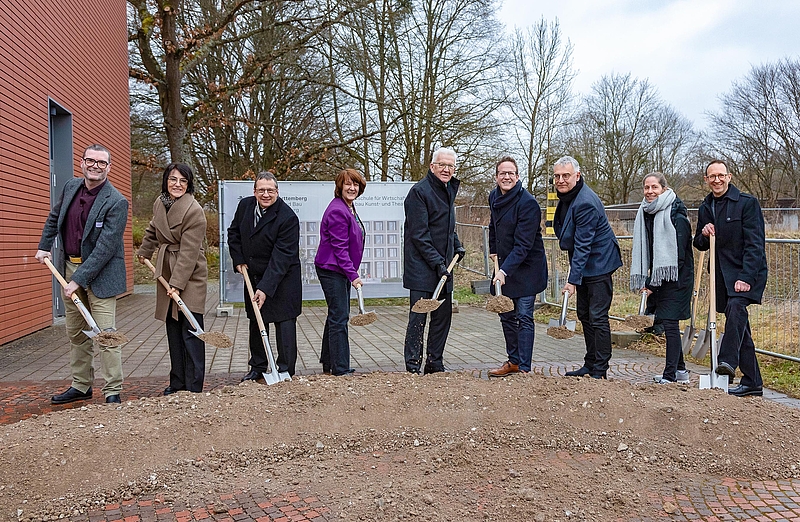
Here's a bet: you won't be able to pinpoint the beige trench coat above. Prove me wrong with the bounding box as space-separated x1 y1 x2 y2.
137 194 208 321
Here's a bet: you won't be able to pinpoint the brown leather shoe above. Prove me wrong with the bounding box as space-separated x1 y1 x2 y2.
488 361 520 377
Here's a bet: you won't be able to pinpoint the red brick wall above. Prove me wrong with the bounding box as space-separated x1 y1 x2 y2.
0 0 132 345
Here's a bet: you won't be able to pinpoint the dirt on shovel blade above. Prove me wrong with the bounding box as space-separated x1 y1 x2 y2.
350 312 377 326
486 295 514 314
623 315 654 330
547 325 575 339
197 331 233 348
411 298 441 313
93 331 130 347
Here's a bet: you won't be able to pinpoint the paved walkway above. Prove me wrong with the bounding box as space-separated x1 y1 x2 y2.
3 285 800 522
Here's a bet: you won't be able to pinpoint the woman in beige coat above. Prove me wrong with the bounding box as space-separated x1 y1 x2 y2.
137 163 208 394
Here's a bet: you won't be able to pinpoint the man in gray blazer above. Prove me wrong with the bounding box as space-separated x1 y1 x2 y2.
35 144 129 405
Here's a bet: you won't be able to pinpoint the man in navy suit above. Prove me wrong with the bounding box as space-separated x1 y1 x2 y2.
553 156 622 379
487 156 548 376
228 172 301 380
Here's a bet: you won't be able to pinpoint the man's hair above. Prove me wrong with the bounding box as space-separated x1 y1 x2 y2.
642 172 668 189
705 159 728 175
495 156 518 174
432 147 457 165
554 155 580 173
254 171 278 188
334 169 367 199
83 144 111 164
161 163 196 194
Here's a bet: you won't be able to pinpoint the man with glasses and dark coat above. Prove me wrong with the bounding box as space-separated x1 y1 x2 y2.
487 156 548 377
35 144 129 405
694 160 768 397
553 155 622 379
403 147 466 375
228 172 301 380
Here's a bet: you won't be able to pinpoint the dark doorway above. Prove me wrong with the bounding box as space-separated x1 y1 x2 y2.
48 99 73 318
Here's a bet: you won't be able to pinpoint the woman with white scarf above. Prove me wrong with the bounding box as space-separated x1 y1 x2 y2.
630 173 694 384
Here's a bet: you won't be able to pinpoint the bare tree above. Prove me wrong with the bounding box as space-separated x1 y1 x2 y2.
569 73 697 204
706 58 800 204
505 18 575 197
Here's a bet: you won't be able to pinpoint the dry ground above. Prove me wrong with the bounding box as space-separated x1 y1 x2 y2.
2 371 800 521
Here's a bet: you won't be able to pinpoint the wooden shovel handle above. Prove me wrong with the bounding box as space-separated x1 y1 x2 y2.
142 258 175 296
43 257 70 289
446 255 458 274
491 254 500 275
240 266 269 332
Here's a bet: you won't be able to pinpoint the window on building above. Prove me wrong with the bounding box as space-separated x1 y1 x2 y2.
375 261 385 279
388 248 398 258
374 235 384 244
374 221 384 231
388 234 398 244
375 248 384 258
306 222 317 232
387 221 398 231
363 221 371 231
389 261 398 278
363 248 371 258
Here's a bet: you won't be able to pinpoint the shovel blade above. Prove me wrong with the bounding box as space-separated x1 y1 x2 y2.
411 298 445 313
189 326 206 338
692 329 709 358
681 326 695 355
698 372 729 392
262 369 292 385
565 320 577 331
82 327 100 338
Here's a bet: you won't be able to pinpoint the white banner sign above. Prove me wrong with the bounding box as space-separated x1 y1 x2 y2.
219 180 415 303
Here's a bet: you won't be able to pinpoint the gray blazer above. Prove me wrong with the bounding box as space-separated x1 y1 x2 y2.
38 177 129 298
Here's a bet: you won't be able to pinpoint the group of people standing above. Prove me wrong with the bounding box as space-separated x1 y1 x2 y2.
34 143 767 404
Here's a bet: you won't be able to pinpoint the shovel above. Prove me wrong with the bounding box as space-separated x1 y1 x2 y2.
485 255 514 314
350 283 377 326
44 257 101 339
624 290 653 329
411 256 459 313
699 234 728 392
240 266 291 385
548 290 576 331
682 250 706 354
143 258 232 348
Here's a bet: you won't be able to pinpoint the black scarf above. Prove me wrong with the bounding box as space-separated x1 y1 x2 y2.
554 177 583 230
491 180 523 211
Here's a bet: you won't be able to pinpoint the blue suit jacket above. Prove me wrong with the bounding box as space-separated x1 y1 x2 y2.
488 182 547 298
554 183 622 285
38 177 129 298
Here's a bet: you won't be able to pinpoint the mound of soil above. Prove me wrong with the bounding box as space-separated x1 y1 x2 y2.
2 372 799 521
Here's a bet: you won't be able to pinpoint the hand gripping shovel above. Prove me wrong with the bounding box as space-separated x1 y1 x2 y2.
44 258 127 347
350 283 377 326
699 234 728 392
411 256 459 313
485 255 514 314
547 290 576 338
143 258 232 348
682 250 706 354
240 266 291 385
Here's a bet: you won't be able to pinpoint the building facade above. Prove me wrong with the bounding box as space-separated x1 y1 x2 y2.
0 0 132 345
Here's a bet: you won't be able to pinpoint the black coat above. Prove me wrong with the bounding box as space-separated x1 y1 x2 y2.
643 198 693 321
403 170 463 293
488 181 548 299
693 184 767 310
228 196 302 322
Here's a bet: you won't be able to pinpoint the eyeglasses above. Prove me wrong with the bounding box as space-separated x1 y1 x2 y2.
553 173 574 181
432 162 456 171
705 173 729 181
255 188 278 195
83 158 109 169
168 176 189 185
497 171 517 178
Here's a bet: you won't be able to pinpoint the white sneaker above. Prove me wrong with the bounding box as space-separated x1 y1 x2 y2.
656 378 675 384
676 369 691 383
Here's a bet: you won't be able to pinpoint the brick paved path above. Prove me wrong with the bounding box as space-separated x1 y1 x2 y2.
3 285 800 521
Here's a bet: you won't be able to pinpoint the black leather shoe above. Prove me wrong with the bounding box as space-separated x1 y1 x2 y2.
565 366 591 377
728 384 763 397
332 368 356 376
105 394 121 404
51 386 92 405
241 369 263 382
590 373 607 379
164 386 180 396
715 362 736 377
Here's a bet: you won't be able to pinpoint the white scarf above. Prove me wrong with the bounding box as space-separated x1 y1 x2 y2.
630 188 678 290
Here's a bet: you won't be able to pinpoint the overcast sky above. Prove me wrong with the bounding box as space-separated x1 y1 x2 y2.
497 0 800 130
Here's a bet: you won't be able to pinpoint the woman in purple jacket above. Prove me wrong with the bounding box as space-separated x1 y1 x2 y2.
315 169 367 375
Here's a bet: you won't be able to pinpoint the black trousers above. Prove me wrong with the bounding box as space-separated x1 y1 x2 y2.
317 267 352 375
661 319 686 381
575 273 614 376
404 289 452 374
165 303 206 392
719 296 762 387
245 306 298 376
